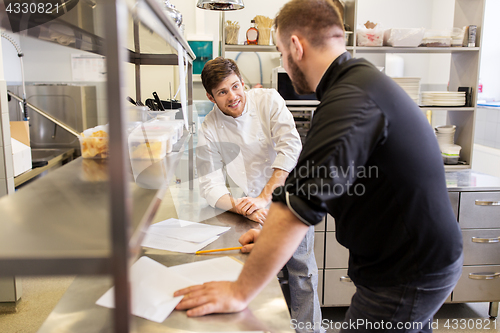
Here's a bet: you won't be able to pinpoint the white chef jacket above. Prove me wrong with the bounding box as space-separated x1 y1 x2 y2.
197 88 302 208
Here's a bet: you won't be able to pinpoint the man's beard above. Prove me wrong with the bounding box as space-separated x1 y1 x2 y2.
287 54 314 95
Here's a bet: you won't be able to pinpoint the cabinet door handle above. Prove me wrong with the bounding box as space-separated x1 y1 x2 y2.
472 236 500 243
468 272 500 280
475 200 500 206
340 276 353 283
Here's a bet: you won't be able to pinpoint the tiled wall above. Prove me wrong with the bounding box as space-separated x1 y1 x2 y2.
472 144 500 178
475 107 500 149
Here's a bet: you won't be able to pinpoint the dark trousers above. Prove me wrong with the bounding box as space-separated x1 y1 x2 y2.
341 254 463 333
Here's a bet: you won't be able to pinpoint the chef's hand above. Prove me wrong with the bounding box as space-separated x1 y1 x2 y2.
238 228 261 253
246 208 268 224
174 281 248 317
235 196 269 216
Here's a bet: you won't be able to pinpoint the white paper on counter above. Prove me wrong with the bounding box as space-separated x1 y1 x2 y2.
96 256 196 323
141 233 219 253
169 257 243 285
147 218 230 243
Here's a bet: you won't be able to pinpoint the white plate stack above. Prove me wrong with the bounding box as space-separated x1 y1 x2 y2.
391 77 421 104
421 91 466 106
435 125 456 147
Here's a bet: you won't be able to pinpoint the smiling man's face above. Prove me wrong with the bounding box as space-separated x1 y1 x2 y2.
207 74 246 118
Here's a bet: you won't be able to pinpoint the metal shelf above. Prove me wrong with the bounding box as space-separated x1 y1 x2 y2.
0 0 195 331
444 164 472 171
0 0 195 61
355 46 480 53
224 44 278 52
419 106 475 111
0 132 190 277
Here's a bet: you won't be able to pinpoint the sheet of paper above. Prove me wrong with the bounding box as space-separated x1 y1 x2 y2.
141 233 219 253
96 256 196 323
169 257 243 285
148 218 230 243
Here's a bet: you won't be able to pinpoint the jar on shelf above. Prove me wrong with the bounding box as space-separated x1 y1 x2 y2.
246 20 259 45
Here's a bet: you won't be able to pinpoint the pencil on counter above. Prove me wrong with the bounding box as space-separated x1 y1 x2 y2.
195 246 243 255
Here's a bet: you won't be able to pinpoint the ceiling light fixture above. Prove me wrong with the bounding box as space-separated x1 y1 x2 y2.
196 0 245 11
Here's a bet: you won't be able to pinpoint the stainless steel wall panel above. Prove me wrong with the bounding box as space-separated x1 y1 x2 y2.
8 85 98 149
325 232 349 269
314 232 325 269
326 214 335 231
449 191 460 220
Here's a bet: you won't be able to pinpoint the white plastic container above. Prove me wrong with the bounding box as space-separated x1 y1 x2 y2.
384 28 425 47
79 125 109 159
169 120 185 141
441 144 462 164
421 29 452 47
128 125 171 160
357 26 384 46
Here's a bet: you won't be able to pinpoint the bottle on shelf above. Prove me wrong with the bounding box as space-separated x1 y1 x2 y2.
246 20 259 45
477 78 484 103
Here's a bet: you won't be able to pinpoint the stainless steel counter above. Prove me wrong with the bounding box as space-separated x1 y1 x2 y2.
0 133 190 277
446 170 500 191
37 184 293 333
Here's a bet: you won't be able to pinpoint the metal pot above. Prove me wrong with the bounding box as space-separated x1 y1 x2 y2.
162 0 182 27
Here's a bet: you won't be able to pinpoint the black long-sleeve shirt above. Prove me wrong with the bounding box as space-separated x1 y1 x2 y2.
272 52 463 286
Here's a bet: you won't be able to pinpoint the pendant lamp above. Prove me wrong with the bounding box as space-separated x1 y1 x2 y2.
196 0 245 11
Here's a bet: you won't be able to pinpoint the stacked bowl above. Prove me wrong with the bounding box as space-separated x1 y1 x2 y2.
435 125 461 164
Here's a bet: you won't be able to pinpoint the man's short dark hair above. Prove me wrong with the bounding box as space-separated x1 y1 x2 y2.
201 57 243 97
274 0 344 49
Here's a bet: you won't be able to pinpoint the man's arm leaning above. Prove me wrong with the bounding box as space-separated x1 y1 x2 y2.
235 168 289 215
212 194 266 224
174 201 310 316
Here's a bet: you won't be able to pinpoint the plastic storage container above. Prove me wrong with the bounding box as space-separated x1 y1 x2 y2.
383 28 425 47
441 144 462 165
129 106 178 123
451 27 466 47
357 26 384 46
128 124 173 160
421 29 452 47
79 125 109 159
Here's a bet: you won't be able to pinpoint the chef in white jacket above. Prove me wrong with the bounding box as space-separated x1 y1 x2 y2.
196 57 322 333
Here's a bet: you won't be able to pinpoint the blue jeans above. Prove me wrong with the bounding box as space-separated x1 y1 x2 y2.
287 226 323 333
341 253 463 333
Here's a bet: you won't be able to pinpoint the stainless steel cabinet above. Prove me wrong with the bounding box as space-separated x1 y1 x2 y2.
459 192 500 228
453 266 500 302
451 186 500 317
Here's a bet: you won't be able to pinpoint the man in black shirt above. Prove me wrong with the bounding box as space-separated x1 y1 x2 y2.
175 0 463 331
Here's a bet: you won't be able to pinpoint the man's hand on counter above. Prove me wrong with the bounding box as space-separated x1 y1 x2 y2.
174 281 249 317
174 202 310 318
239 228 261 253
246 208 268 224
235 196 269 216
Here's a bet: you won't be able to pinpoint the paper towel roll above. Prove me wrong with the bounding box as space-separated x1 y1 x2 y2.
385 54 404 77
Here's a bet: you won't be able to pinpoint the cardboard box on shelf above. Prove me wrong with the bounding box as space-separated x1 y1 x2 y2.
10 121 30 147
